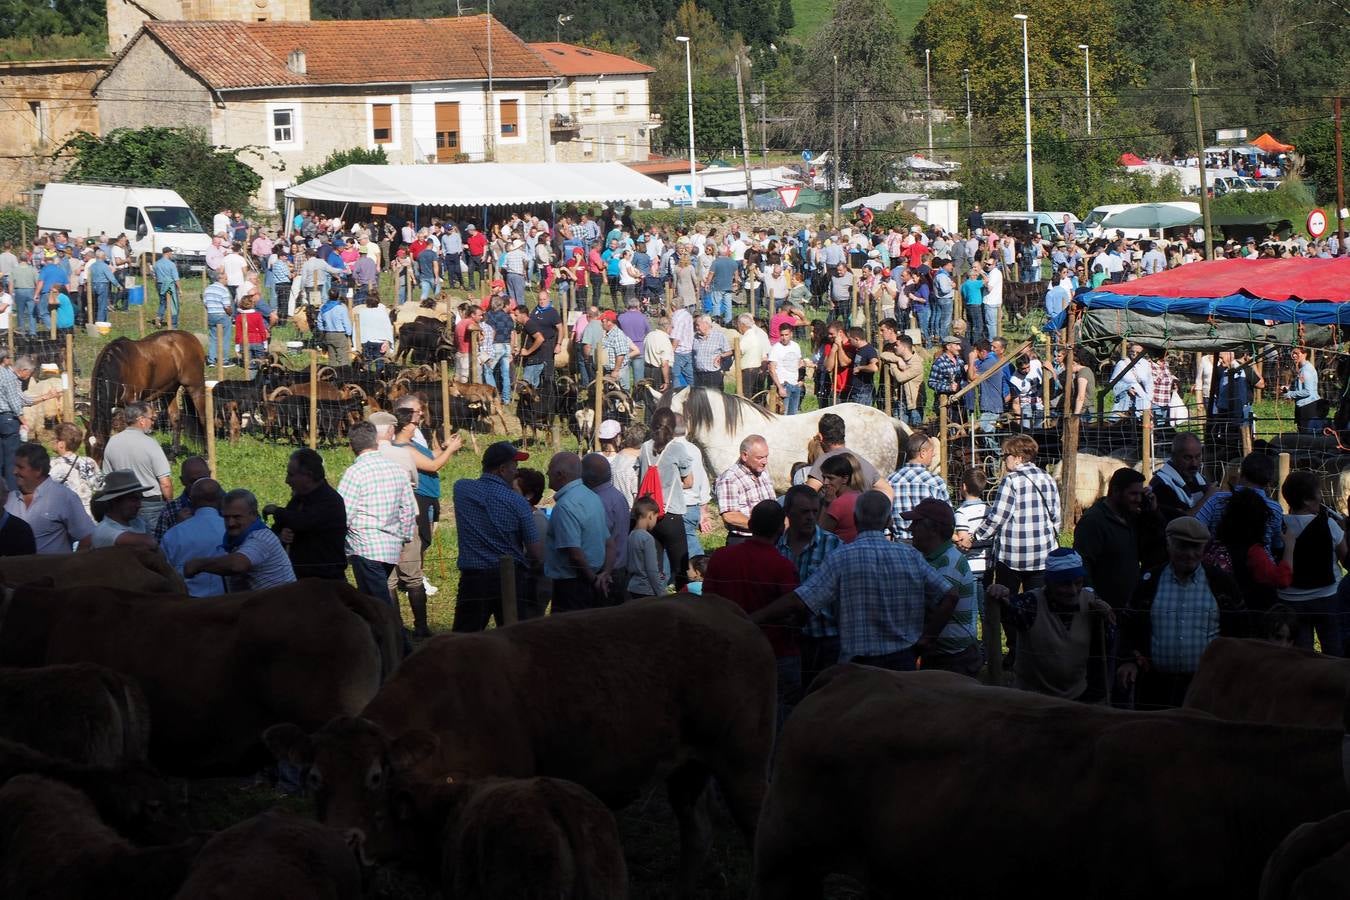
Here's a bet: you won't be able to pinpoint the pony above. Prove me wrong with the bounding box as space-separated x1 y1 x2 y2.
666 387 933 493
87 331 206 461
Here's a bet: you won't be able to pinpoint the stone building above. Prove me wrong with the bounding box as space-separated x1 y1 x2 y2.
0 59 106 207
94 16 658 212
106 0 312 55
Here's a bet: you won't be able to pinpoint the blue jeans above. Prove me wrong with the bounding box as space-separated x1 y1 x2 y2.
776 655 802 733
929 298 953 344
683 504 704 559
207 313 233 364
629 358 645 386
12 288 33 336
1292 594 1342 657
674 353 694 389
93 283 110 323
0 418 20 491
710 291 734 322
484 344 512 403
157 283 179 326
443 252 463 287
983 304 999 339
522 361 544 388
420 277 436 300
350 555 396 609
30 291 50 333
783 382 803 415
848 383 874 406
913 303 929 345
967 303 985 343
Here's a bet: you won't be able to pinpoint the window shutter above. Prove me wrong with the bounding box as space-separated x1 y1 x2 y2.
500 99 519 136
372 103 393 143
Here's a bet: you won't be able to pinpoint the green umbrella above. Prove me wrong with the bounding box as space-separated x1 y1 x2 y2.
1101 203 1201 230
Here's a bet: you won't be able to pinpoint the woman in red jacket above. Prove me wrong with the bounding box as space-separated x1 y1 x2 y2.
234 293 269 373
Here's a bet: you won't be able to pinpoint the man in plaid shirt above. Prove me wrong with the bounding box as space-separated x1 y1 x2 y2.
715 435 775 546
966 434 1061 597
888 432 949 540
338 421 416 611
927 335 967 422
753 491 958 671
777 484 842 689
692 314 731 389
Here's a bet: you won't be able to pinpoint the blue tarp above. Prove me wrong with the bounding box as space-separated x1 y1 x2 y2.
1047 290 1350 331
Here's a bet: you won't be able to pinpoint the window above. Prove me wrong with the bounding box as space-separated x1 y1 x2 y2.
29 101 48 148
271 107 294 143
371 103 393 144
580 92 594 114
614 135 627 158
499 99 519 137
434 102 460 162
124 206 140 231
582 140 594 159
614 90 628 113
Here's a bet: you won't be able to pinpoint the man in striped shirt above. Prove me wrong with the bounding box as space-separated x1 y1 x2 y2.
337 421 416 611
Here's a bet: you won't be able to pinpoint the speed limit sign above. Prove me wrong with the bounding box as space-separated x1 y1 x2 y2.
1307 208 1328 238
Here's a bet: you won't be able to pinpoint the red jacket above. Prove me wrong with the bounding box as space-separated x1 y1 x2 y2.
234 310 268 347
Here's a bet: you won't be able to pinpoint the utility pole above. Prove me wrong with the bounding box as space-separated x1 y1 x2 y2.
963 67 972 156
485 0 495 162
832 53 840 226
924 48 933 159
1190 59 1214 260
760 79 768 167
1336 96 1345 255
735 51 755 211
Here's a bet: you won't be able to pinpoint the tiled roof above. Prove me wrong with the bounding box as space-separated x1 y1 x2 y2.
527 42 654 77
628 157 704 176
139 16 557 90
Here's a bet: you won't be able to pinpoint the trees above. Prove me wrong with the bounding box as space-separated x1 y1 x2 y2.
649 2 745 157
795 0 921 197
296 147 389 185
1294 117 1350 206
57 127 263 220
0 0 106 58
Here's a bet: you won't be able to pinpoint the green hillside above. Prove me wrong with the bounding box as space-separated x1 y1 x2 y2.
789 0 928 40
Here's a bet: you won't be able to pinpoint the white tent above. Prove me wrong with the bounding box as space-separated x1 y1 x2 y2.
284 162 678 207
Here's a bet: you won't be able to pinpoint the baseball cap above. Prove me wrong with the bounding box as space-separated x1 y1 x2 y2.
482 441 529 470
901 497 955 531
1165 516 1210 545
597 419 621 441
600 310 618 322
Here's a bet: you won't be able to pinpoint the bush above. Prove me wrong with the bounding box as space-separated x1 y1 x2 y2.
0 207 36 247
869 208 923 233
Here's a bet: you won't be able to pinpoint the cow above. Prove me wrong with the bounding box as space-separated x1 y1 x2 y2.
264 594 774 896
0 663 149 766
0 738 185 844
172 811 361 900
753 665 1350 900
0 775 199 900
0 579 403 773
1261 810 1350 900
390 770 627 899
1184 638 1350 729
0 545 187 594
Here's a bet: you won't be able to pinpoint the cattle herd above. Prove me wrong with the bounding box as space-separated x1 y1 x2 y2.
0 546 1347 898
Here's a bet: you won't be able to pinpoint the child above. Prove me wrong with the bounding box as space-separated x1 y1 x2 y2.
514 468 550 620
685 554 710 595
234 294 268 373
817 453 862 543
627 496 667 598
954 469 991 608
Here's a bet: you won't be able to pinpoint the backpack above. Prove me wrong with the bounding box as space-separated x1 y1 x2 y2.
1290 508 1335 590
637 445 666 512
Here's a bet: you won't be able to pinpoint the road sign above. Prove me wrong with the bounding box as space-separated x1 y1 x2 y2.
672 182 694 207
777 185 801 208
801 149 813 162
1307 208 1328 238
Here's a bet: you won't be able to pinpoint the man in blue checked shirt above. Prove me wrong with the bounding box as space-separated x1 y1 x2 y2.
754 491 958 672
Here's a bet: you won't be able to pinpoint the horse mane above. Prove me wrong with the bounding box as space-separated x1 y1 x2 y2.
684 388 775 439
90 337 135 436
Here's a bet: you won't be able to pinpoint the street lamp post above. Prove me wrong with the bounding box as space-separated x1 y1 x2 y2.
1078 43 1092 135
676 36 696 208
1014 13 1033 211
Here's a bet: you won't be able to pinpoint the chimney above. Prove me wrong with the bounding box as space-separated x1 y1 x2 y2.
287 49 306 75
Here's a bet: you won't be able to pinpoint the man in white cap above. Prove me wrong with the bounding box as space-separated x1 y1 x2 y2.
503 238 529 305
987 547 1113 701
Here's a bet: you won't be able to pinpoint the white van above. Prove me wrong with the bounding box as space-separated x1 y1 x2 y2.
1082 201 1200 240
36 182 213 272
981 211 1065 242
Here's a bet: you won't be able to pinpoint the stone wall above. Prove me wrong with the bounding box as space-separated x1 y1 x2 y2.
0 59 106 207
95 35 213 134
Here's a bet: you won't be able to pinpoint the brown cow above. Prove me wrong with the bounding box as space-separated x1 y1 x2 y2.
265 594 774 896
0 775 199 900
385 762 627 899
753 665 1350 900
0 545 187 593
1261 811 1350 900
0 738 185 844
0 663 150 766
1184 638 1350 728
172 811 361 900
0 579 402 773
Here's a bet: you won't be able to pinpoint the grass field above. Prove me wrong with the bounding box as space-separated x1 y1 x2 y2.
789 0 929 41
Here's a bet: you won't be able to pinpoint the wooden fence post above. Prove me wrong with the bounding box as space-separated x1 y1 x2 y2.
1060 307 1081 528
1141 407 1154 477
938 402 949 483
469 330 479 384
215 324 225 382
48 294 56 340
499 555 519 626
138 256 147 336
882 360 892 419
5 319 12 359
308 349 318 449
439 360 452 446
593 345 606 449
732 334 742 396
62 334 75 423
1277 451 1291 512
85 272 94 328
204 382 217 477
1041 346 1052 428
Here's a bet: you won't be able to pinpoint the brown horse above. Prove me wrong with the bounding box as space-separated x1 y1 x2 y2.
87 331 206 461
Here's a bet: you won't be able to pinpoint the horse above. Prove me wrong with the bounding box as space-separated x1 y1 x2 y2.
665 388 933 493
87 331 206 462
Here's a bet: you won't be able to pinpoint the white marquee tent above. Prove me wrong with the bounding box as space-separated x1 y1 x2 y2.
284 162 678 209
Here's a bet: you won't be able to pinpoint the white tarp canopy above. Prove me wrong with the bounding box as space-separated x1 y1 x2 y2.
284 162 678 207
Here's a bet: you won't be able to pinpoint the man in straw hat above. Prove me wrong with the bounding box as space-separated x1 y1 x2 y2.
90 469 157 550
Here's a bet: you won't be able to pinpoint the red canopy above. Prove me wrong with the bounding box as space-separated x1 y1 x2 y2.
1251 132 1293 154
1118 152 1146 166
1098 258 1350 303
